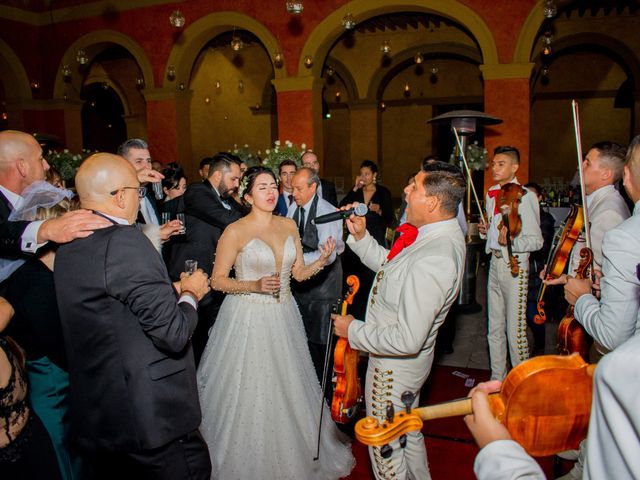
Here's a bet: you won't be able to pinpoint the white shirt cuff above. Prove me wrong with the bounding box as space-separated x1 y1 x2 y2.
178 295 197 310
21 220 46 253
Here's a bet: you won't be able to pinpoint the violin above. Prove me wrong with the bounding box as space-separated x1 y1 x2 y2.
314 275 363 460
497 183 526 277
355 354 595 457
557 248 593 359
554 100 594 358
534 205 584 324
331 275 363 423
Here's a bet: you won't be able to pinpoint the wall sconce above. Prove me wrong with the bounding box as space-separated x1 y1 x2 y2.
273 51 283 68
286 1 304 14
76 49 88 65
238 80 244 92
169 10 185 28
342 12 356 30
542 31 553 55
414 53 424 64
30 79 40 91
543 0 557 18
177 83 186 91
136 76 145 88
167 66 176 81
231 35 244 51
335 91 341 102
304 55 313 68
379 101 386 111
380 40 391 54
404 81 411 94
204 96 211 105
214 79 221 90
325 66 335 77
61 64 72 79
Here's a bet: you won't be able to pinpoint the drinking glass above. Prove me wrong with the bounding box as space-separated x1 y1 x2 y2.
151 181 164 200
176 213 186 234
161 212 170 224
184 260 198 276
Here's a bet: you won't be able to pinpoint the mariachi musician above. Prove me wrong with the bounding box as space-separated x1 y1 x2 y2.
332 161 466 480
479 146 543 381
560 136 640 356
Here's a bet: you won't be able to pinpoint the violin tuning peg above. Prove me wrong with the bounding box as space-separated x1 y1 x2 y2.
401 391 415 413
399 434 407 449
385 401 395 423
380 444 393 459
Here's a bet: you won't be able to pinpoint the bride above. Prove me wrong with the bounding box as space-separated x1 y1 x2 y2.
197 166 355 479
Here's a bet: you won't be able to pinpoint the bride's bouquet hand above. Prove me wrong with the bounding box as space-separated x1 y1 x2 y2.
256 274 281 295
319 236 336 263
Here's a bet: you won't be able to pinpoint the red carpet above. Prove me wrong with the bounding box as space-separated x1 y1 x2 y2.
343 365 558 479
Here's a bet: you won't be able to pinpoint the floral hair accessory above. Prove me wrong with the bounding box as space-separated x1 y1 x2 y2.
238 175 250 198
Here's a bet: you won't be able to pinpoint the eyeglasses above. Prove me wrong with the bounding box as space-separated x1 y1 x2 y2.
110 186 146 198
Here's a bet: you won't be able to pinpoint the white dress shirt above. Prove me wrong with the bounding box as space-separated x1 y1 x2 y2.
287 195 344 265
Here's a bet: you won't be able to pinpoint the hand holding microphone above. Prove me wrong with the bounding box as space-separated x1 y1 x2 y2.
311 202 368 225
312 202 368 241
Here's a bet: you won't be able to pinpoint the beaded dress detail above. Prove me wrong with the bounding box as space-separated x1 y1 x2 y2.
197 236 354 479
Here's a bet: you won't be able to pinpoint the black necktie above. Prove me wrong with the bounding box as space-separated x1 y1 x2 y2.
298 207 305 238
288 194 294 207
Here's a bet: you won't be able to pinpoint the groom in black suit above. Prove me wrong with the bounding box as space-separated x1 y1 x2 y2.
168 152 243 364
55 153 212 480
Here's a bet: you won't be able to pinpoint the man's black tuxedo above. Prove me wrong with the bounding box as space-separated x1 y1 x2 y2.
55 223 201 453
168 180 242 279
320 178 338 207
167 180 243 365
0 191 29 258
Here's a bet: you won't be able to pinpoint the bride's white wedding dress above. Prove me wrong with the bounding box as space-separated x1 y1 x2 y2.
197 235 355 479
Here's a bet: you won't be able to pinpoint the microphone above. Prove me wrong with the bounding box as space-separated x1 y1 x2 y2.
312 203 368 225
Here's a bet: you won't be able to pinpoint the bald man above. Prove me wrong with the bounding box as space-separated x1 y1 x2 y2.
54 153 212 480
0 130 109 281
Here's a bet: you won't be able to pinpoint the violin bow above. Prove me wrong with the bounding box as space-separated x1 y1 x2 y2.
571 101 592 252
453 127 488 226
314 301 340 461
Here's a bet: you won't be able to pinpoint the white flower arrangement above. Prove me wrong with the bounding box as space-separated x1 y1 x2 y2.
261 139 305 173
46 148 94 180
231 143 258 167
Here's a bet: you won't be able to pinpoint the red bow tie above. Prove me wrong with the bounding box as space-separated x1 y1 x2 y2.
387 223 419 261
488 189 501 216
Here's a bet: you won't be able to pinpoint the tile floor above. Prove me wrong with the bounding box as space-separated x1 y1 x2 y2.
437 262 559 370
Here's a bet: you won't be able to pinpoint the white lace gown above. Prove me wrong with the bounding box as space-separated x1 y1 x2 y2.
197 236 355 479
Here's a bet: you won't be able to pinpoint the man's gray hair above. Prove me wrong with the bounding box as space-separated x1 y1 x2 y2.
117 139 148 157
297 166 319 187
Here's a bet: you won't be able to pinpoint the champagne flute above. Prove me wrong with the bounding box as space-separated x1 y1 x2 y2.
184 260 197 276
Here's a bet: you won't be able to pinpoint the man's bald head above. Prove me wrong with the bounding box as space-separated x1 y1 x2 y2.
77 153 140 223
0 130 49 194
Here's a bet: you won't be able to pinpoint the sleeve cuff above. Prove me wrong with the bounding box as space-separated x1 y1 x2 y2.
178 294 198 310
21 220 46 253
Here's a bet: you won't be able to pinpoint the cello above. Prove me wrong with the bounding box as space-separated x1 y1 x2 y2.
355 354 595 457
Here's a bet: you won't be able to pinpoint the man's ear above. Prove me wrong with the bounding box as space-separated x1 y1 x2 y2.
425 194 439 213
601 167 613 182
15 158 27 177
114 189 127 209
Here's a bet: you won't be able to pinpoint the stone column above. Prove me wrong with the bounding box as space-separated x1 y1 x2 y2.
480 63 534 190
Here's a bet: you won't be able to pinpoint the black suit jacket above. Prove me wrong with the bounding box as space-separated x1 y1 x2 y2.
0 191 30 258
168 180 243 279
320 178 338 207
137 186 162 225
55 223 201 452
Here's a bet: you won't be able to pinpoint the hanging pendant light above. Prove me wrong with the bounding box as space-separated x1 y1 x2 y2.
286 1 304 14
342 12 356 30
